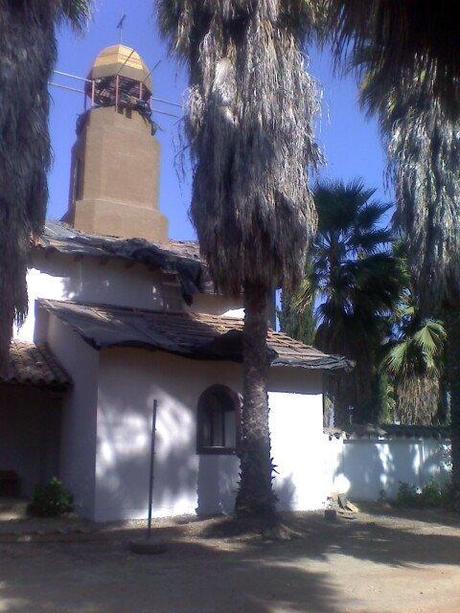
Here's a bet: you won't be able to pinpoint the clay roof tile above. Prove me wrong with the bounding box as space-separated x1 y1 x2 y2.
3 341 71 390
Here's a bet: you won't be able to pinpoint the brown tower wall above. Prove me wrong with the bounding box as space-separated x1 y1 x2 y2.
67 106 168 243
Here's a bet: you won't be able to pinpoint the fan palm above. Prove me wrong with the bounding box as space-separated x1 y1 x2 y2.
358 58 460 488
0 0 92 373
382 283 446 425
322 0 460 115
292 180 403 425
278 260 316 346
157 0 322 520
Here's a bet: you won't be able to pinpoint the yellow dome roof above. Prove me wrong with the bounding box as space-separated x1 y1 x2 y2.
89 44 152 93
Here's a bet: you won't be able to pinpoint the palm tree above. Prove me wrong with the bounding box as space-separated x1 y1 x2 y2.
292 180 403 425
382 274 446 425
380 243 446 426
0 0 91 373
357 57 460 489
322 1 460 115
315 0 460 495
279 260 316 346
157 1 322 520
383 320 446 425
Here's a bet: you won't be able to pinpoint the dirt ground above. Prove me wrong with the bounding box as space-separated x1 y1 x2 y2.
1 505 460 613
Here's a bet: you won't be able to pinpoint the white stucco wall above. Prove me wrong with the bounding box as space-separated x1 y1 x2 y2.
15 251 245 343
325 436 452 501
13 250 318 521
15 252 185 343
39 310 100 518
269 391 325 511
94 348 324 522
189 293 243 317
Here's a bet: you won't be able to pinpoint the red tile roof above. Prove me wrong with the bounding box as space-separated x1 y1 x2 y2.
2 341 71 390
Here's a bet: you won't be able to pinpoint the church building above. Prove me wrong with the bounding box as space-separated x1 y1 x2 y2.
1 45 347 522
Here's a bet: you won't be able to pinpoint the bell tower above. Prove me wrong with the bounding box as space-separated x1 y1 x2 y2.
65 44 169 242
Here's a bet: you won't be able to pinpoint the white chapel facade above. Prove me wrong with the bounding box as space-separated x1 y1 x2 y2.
2 44 347 521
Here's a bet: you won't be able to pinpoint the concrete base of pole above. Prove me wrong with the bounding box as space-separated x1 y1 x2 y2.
324 508 338 521
128 538 167 555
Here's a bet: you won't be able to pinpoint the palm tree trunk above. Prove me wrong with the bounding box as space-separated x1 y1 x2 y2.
0 3 91 375
446 310 460 494
235 284 276 520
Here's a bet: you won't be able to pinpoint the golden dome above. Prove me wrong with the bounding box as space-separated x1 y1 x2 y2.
89 44 152 93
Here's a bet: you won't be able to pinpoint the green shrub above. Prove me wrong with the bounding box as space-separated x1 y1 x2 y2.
395 482 420 507
28 478 74 518
432 482 460 512
419 481 445 508
395 480 450 509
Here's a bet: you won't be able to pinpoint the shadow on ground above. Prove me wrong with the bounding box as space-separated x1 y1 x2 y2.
359 500 460 528
2 508 460 612
195 507 460 567
0 538 342 612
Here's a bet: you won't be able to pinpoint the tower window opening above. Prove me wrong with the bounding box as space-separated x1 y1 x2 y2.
91 75 150 108
73 157 84 203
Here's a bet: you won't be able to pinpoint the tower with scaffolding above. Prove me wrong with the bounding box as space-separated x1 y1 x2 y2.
85 43 157 132
63 44 169 243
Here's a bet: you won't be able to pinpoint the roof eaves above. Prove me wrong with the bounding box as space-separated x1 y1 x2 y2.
34 222 209 303
39 299 351 372
272 356 352 371
2 342 72 391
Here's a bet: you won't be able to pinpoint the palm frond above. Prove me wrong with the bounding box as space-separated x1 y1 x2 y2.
412 320 446 369
302 179 404 421
157 0 322 296
357 47 460 314
60 0 92 29
0 0 91 372
380 240 446 424
383 317 446 379
278 271 317 346
356 202 392 230
382 341 410 377
290 274 316 314
322 0 460 115
349 228 392 253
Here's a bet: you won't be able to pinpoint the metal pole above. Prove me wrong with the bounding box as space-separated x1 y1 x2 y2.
53 69 92 83
147 399 158 539
151 96 182 109
116 48 135 77
48 81 85 95
152 109 181 119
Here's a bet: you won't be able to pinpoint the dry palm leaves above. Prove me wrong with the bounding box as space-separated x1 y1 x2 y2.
0 0 91 373
157 0 322 296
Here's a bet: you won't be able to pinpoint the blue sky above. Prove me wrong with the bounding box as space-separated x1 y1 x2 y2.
49 0 390 241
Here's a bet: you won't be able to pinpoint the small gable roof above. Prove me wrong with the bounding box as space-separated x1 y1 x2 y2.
2 341 71 390
39 299 350 372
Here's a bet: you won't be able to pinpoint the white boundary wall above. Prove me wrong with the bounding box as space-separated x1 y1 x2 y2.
324 435 451 501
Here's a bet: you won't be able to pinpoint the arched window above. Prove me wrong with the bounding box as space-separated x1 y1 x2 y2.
197 385 239 454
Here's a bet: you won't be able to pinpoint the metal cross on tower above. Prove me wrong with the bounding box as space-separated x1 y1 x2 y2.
117 13 127 43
